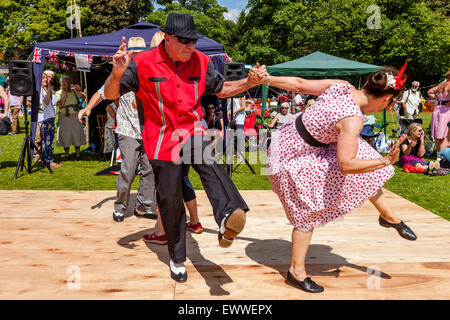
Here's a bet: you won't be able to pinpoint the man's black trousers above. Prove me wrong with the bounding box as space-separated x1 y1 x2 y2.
149 136 249 263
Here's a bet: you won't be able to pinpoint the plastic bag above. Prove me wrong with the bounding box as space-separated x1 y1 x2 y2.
374 133 391 154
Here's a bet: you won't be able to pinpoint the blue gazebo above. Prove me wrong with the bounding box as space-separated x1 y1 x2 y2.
29 22 227 144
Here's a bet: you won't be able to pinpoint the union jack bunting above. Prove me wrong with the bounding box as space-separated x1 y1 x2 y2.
32 48 42 63
88 55 93 64
101 56 110 61
65 51 74 57
48 50 59 63
224 53 232 62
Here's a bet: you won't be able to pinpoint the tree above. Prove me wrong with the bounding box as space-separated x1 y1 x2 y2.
232 0 449 87
231 0 302 65
147 0 237 56
0 0 153 64
83 0 154 35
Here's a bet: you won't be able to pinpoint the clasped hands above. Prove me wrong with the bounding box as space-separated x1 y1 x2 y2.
248 63 269 85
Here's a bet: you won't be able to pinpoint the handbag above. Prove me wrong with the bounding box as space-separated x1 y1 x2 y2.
229 119 237 130
0 117 11 135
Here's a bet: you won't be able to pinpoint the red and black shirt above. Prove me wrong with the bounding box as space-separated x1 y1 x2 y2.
119 41 225 162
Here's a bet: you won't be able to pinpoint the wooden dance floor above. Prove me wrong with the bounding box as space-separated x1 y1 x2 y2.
0 189 449 300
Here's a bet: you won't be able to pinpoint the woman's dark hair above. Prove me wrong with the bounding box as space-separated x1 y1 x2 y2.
363 67 405 99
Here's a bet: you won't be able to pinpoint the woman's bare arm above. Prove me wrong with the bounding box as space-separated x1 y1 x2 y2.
267 115 279 128
264 77 348 96
427 85 439 99
336 117 406 174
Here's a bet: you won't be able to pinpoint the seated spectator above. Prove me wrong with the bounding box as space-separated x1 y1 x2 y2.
203 103 223 132
266 102 292 130
399 123 440 174
203 103 224 153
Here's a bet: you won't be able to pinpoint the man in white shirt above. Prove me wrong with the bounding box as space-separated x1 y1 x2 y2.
400 81 422 119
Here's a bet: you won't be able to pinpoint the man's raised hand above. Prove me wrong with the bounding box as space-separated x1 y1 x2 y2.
249 63 269 85
112 37 135 75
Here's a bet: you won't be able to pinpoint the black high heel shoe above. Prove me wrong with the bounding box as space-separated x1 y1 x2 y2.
379 216 417 241
286 271 324 293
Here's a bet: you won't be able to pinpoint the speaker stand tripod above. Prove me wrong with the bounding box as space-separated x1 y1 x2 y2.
224 97 256 176
14 98 53 179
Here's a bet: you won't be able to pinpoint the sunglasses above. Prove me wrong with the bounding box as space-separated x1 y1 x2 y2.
174 35 197 45
207 107 215 110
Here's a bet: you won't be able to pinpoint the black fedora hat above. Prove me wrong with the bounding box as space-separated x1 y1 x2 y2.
160 13 203 40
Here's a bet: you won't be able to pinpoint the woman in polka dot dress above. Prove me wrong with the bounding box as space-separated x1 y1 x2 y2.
261 67 417 293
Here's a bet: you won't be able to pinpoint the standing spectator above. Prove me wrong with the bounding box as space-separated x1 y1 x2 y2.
428 70 450 156
39 73 60 168
229 96 246 162
294 92 303 113
103 100 117 154
6 77 22 134
0 83 8 120
79 37 157 222
33 70 55 163
0 83 8 155
55 76 86 160
400 81 422 119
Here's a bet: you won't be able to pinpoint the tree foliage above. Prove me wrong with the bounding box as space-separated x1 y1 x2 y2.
0 0 448 86
147 0 237 56
232 0 449 86
0 0 152 62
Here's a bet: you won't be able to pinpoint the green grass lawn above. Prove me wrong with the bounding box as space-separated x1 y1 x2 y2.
0 113 448 220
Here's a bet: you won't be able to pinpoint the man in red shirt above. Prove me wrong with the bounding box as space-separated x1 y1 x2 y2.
105 14 267 282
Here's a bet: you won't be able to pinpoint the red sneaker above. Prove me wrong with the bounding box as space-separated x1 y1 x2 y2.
186 222 203 234
143 232 168 245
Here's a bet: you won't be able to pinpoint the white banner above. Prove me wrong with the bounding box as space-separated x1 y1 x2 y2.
74 54 90 72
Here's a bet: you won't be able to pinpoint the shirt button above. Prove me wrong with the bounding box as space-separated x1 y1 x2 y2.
177 85 180 88
178 100 181 103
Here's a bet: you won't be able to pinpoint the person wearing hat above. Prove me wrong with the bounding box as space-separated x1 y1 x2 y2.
79 37 157 223
104 13 268 282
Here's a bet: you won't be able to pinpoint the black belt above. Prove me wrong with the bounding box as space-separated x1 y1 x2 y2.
295 113 329 148
60 104 79 117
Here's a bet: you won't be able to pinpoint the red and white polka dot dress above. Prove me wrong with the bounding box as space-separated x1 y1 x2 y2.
267 83 394 231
